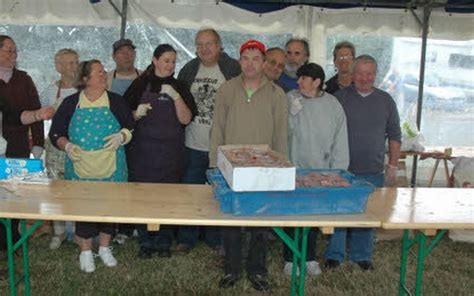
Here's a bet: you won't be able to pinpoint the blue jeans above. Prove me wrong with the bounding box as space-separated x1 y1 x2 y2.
324 173 384 263
177 148 222 247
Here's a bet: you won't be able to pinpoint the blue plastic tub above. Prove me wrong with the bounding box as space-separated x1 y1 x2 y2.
206 168 374 216
0 158 44 179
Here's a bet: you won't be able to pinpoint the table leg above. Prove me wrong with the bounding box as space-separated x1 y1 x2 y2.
299 227 310 296
399 229 410 296
428 159 440 187
0 218 43 296
398 229 447 296
273 227 310 296
1 219 17 296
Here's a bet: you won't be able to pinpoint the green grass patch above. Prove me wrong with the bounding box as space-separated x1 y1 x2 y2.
1 231 473 295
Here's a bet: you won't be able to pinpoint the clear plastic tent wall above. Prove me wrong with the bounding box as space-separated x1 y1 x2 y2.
0 0 473 147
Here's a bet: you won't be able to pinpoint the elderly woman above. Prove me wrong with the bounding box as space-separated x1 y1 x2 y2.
123 44 197 259
49 59 134 273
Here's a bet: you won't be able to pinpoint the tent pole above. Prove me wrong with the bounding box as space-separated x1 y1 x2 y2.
410 2 432 187
120 0 128 39
109 0 128 39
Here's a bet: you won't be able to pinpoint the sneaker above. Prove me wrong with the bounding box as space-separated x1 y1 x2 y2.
306 261 322 276
49 236 64 250
79 251 95 273
98 246 117 267
219 273 238 289
113 233 129 245
356 260 374 271
283 261 300 276
247 274 270 291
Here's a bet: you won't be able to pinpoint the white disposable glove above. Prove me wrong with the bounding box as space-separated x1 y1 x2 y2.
31 146 44 159
0 135 7 156
160 84 180 101
102 132 124 151
384 164 398 187
65 142 83 161
133 103 152 120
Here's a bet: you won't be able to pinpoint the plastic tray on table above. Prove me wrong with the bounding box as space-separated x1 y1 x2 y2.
206 168 375 216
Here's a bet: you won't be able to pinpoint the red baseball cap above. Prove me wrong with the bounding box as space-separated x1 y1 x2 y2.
240 39 266 55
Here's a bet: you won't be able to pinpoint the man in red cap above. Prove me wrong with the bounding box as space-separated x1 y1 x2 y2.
209 39 288 291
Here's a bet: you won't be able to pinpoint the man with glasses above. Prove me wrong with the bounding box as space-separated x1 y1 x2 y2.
263 47 288 92
277 38 310 92
176 28 240 253
325 41 355 94
0 35 53 255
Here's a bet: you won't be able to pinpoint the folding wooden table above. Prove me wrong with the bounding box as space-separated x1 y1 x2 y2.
0 180 381 296
378 187 474 296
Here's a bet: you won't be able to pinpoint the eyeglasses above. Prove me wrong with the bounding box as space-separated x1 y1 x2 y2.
0 48 17 55
196 41 217 49
337 55 353 61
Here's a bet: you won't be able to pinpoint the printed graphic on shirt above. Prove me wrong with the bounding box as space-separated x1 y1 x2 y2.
192 77 219 125
185 65 226 151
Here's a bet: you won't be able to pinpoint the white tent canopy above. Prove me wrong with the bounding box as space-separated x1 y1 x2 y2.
1 0 473 65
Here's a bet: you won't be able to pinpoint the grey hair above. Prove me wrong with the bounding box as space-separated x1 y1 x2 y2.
352 54 378 73
195 27 222 47
54 48 79 64
285 38 310 58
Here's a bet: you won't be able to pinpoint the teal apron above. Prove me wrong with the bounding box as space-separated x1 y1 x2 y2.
64 105 127 182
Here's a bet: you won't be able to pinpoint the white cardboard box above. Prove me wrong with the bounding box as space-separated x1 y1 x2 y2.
217 144 295 192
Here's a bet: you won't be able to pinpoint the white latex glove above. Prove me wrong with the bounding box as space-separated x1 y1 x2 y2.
384 164 398 187
0 135 7 156
65 142 83 161
160 84 180 101
133 103 152 120
31 146 44 159
102 132 124 151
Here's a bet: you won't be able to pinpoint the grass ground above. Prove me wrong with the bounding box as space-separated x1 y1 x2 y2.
1 230 473 295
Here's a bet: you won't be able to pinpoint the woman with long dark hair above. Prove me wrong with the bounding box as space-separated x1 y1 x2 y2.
123 44 197 258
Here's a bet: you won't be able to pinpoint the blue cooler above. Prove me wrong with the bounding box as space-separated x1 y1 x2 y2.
207 168 374 216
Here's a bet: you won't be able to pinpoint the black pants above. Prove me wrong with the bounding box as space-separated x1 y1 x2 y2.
75 222 115 239
283 227 318 262
0 219 20 251
223 227 267 276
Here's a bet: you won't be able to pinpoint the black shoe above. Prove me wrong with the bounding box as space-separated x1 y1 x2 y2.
138 247 155 259
356 260 374 271
324 259 341 270
248 274 270 291
219 273 238 288
157 249 171 258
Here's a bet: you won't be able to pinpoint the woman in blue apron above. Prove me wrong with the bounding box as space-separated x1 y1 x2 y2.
49 59 134 273
123 44 197 259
